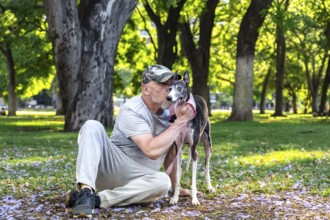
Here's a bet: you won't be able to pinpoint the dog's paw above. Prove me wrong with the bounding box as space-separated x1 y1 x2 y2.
169 196 179 205
191 198 200 206
208 187 216 193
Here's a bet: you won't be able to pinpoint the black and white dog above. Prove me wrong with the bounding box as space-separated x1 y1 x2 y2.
164 71 215 205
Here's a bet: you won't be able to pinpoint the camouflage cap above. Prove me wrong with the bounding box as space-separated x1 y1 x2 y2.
142 64 181 84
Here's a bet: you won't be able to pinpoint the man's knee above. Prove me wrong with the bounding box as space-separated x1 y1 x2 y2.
156 172 171 193
83 120 104 130
78 120 105 144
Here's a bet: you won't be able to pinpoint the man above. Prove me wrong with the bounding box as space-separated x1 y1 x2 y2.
66 64 195 218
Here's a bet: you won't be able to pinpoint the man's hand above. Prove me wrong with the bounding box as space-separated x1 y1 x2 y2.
174 103 195 126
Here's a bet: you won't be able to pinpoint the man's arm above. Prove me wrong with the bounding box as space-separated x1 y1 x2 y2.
131 103 194 160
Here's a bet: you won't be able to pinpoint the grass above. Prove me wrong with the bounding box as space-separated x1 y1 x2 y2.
0 110 329 203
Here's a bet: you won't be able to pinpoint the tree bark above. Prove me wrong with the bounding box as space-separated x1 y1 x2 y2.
303 53 326 114
285 82 298 114
0 47 17 116
260 67 271 114
179 0 219 114
143 0 186 68
318 21 330 116
272 0 289 117
292 92 297 114
273 23 286 116
229 0 274 121
55 90 64 115
45 0 137 131
319 58 330 115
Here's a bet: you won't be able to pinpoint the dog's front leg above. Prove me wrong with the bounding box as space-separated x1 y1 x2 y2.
191 159 200 205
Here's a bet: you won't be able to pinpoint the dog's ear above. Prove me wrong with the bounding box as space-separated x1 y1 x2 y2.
174 70 180 80
184 71 190 85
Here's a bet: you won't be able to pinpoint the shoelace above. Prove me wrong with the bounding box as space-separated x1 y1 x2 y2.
75 189 95 206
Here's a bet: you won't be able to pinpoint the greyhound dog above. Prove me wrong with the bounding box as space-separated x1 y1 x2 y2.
165 71 215 205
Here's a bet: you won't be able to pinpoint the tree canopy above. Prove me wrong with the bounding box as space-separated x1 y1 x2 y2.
0 0 329 126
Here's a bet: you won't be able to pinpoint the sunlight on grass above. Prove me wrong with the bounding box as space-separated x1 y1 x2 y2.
238 150 327 166
7 120 63 127
16 110 56 116
5 156 51 165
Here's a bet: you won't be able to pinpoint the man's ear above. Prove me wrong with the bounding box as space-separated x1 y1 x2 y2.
142 84 151 95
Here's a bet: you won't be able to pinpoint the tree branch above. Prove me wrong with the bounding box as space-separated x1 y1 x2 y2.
136 6 157 60
143 0 162 27
216 75 235 86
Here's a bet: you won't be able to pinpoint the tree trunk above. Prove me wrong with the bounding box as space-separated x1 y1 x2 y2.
273 23 286 116
292 92 297 114
285 82 298 114
318 22 330 116
2 47 17 116
45 0 137 131
179 0 219 114
229 0 274 121
260 67 271 114
143 0 186 68
303 53 326 114
319 58 330 115
55 91 64 115
272 0 290 117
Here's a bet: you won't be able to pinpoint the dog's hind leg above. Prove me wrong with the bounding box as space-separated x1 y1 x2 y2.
169 145 182 205
189 129 201 206
191 149 200 205
202 121 215 193
185 147 191 171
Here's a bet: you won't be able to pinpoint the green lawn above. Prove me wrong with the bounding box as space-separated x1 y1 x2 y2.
0 110 329 202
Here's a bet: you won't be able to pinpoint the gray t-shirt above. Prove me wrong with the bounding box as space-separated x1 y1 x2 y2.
110 96 170 171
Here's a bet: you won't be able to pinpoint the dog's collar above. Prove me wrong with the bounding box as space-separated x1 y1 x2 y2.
169 114 177 123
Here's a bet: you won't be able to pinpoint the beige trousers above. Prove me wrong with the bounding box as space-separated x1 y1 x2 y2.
76 120 171 208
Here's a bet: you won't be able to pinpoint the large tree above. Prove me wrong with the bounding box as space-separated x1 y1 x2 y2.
179 0 219 112
273 0 289 116
228 0 274 121
0 0 52 116
44 0 137 131
142 0 186 68
319 21 330 115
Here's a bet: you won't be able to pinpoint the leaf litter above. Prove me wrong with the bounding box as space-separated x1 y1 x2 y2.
0 189 329 219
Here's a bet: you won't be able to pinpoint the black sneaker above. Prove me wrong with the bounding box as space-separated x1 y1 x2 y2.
69 188 97 218
66 189 101 211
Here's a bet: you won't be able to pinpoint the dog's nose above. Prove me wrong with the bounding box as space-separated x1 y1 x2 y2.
167 96 172 102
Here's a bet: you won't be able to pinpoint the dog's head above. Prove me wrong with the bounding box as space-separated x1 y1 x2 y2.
167 71 190 104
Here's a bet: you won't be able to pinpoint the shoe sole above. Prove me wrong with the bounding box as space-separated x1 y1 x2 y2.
73 209 94 218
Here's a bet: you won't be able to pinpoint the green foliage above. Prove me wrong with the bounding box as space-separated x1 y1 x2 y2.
0 0 329 115
114 6 156 96
0 0 54 99
210 0 249 94
252 0 330 109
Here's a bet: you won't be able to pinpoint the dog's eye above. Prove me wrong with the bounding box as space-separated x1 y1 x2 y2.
177 86 183 92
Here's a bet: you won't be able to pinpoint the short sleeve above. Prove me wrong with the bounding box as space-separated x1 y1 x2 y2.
116 107 151 138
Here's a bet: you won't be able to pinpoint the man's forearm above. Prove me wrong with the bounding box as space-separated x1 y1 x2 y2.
145 121 186 159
